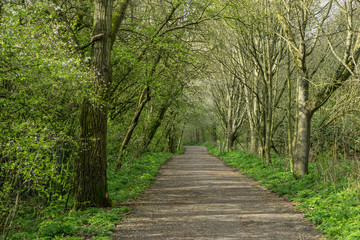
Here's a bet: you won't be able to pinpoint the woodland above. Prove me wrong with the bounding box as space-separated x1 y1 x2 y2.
1 0 360 239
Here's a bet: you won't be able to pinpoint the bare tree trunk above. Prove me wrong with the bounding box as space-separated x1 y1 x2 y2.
244 86 258 154
293 72 310 177
287 49 294 170
75 0 112 209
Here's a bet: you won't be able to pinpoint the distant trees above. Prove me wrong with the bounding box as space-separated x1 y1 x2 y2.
194 0 360 178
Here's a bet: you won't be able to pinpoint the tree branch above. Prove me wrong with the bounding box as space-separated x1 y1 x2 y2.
76 33 105 51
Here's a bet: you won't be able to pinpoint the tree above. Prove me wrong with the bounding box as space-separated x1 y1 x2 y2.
74 0 131 208
274 0 360 176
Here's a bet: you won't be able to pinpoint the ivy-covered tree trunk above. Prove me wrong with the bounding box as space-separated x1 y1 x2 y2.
75 0 112 209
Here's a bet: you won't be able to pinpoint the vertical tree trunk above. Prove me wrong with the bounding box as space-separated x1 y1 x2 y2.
293 73 310 177
75 0 112 209
287 50 294 170
249 125 258 154
167 125 176 154
225 130 235 152
177 125 185 151
244 82 258 154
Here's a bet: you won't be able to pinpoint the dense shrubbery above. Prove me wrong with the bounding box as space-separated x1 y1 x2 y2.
207 145 360 240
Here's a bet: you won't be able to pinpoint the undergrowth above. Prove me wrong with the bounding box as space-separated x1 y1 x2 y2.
207 145 360 240
2 151 172 240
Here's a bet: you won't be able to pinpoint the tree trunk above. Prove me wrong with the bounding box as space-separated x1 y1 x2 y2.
137 100 170 155
75 0 112 209
167 125 176 154
287 50 294 170
225 129 235 152
244 85 258 154
249 123 258 154
293 73 310 177
264 38 273 164
114 86 150 170
177 125 185 151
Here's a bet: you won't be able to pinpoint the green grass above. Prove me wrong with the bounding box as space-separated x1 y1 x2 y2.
3 151 172 240
207 146 360 240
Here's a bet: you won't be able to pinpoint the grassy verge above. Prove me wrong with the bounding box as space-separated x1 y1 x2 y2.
206 145 360 240
5 151 172 240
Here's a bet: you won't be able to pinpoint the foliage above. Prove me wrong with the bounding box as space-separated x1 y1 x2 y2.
2 151 171 239
207 144 360 240
0 0 88 234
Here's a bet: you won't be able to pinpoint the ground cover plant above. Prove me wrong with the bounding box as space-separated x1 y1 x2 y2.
207 144 360 240
2 152 172 240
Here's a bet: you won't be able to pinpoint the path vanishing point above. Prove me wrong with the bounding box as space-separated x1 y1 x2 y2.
113 146 324 240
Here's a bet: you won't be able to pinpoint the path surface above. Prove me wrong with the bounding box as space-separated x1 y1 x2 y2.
113 146 324 240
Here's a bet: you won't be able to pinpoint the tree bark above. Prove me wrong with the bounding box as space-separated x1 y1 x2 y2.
287 50 294 170
75 0 112 209
293 73 310 176
244 84 258 154
225 129 235 152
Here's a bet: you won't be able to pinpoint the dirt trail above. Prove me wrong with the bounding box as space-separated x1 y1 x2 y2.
113 146 324 239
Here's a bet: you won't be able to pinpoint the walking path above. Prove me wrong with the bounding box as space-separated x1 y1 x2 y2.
113 146 324 239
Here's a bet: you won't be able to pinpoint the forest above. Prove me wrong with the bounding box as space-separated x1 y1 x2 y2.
1 0 360 239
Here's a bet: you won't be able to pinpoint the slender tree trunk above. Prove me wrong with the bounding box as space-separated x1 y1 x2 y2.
249 125 257 154
167 125 176 154
244 86 258 154
115 87 150 170
137 100 170 155
264 36 273 164
244 80 258 154
75 0 112 209
177 125 185 151
287 50 294 170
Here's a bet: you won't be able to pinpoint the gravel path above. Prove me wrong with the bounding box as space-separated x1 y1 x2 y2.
113 146 324 240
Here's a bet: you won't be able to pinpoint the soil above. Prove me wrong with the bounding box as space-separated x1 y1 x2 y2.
113 146 325 240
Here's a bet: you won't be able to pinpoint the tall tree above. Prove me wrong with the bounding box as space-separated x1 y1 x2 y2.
75 0 131 208
75 0 113 208
274 0 360 176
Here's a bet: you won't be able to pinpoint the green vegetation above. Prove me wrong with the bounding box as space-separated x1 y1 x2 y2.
2 0 360 238
207 145 360 240
2 152 171 240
